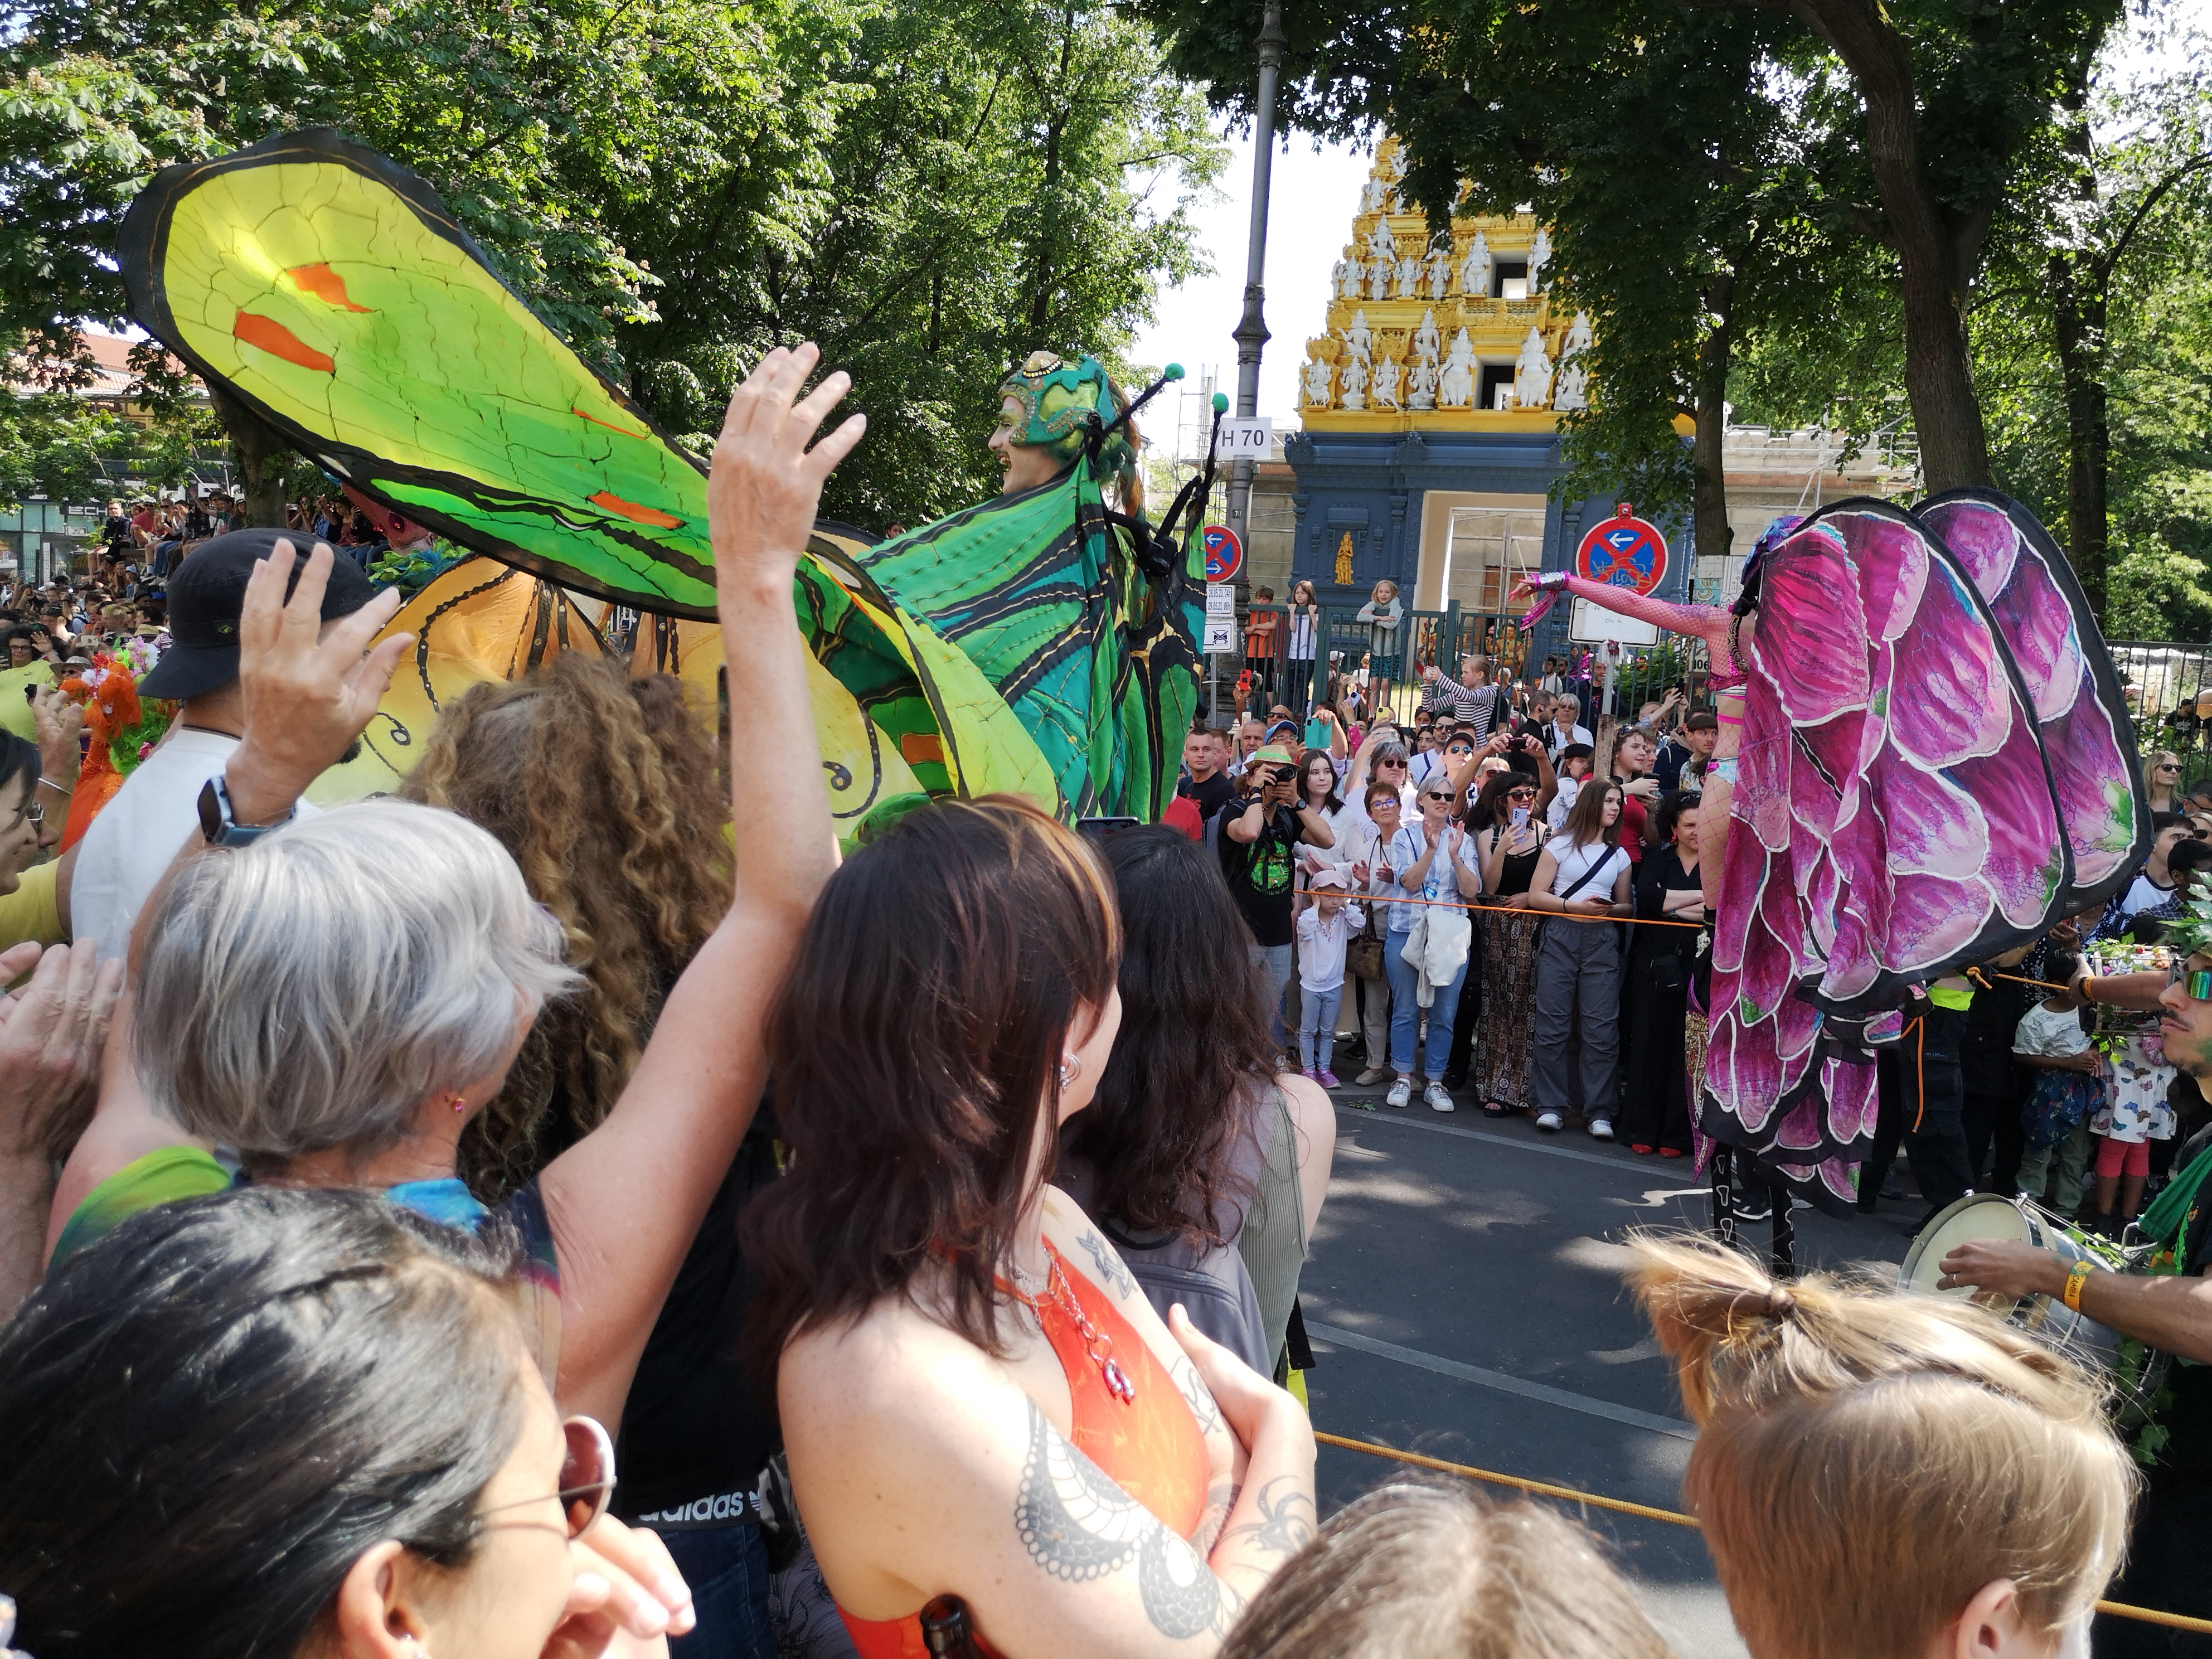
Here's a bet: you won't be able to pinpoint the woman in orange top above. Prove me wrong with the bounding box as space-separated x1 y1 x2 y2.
745 797 1317 1657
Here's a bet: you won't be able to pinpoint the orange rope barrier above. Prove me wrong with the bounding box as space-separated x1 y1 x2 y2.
1294 889 1707 927
1316 1430 2212 1634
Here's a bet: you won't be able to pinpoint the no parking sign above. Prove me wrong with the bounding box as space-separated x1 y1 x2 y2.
1573 503 1668 596
1201 524 1244 584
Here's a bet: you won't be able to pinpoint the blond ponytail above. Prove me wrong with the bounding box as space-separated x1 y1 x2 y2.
1627 1233 2135 1659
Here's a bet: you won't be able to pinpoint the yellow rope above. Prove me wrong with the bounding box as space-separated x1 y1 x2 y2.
1314 1429 2212 1634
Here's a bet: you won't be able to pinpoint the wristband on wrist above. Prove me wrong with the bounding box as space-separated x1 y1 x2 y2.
36 775 71 794
2062 1259 2094 1312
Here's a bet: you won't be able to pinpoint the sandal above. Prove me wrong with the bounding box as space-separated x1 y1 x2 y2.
1482 1100 1508 1118
1629 1143 1655 1155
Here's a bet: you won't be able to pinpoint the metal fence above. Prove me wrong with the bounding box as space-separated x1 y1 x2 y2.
1214 601 1709 733
2109 641 2212 788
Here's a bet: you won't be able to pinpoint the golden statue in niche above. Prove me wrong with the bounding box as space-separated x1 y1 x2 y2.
1334 531 1356 586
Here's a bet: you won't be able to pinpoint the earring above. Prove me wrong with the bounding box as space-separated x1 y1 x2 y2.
448 1093 468 1115
1058 1054 1081 1088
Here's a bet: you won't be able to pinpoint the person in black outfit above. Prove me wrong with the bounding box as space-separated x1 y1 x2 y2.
1178 725 1236 824
1619 790 1705 1156
1959 957 2031 1194
1220 743 1335 1054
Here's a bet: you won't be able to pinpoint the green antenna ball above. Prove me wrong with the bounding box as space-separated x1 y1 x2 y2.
1164 362 1185 380
1211 392 1229 413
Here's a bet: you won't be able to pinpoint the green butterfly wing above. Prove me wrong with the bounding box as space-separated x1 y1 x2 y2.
119 128 718 615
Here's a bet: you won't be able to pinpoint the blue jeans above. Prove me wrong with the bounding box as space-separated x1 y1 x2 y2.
1297 983 1343 1074
1250 941 1294 1054
654 1524 774 1659
1386 926 1467 1079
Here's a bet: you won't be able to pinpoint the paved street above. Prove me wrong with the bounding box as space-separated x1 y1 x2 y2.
1302 1089 1927 1657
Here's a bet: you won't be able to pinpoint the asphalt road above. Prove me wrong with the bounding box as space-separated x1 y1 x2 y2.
1299 1086 1927 1657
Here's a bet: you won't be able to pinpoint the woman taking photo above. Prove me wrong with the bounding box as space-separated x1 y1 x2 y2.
1058 826 1333 1378
1526 783 1631 1138
745 798 1317 1657
1619 792 1704 1157
1380 777 1483 1112
1467 771 1546 1119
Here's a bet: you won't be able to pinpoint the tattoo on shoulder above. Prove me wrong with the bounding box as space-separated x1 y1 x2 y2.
1074 1229 1136 1299
1015 1399 1233 1639
1224 1477 1318 1563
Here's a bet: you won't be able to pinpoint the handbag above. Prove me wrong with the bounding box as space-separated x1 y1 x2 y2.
1347 932 1385 981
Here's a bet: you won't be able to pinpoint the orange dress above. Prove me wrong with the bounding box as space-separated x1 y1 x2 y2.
839 1240 1213 1658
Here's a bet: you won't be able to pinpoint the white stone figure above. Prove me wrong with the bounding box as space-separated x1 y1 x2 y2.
1330 256 1351 299
1361 176 1387 214
1459 230 1492 298
1425 244 1452 300
1387 187 1405 214
1374 354 1403 411
1340 353 1370 411
1395 254 1421 297
1512 326 1553 408
1366 216 1397 264
1367 258 1392 300
1528 226 1553 293
1553 310 1593 410
1408 351 1439 411
1339 256 1365 299
1412 307 1443 365
1339 308 1373 363
1303 355 1335 408
1438 328 1477 409
1388 144 1409 181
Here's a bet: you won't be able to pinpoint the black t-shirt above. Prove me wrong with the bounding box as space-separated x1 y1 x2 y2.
1180 768 1235 824
2155 1157 2212 1475
613 1105 787 1519
1219 802 1306 948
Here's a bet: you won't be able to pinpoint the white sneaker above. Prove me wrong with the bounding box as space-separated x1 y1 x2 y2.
1535 1110 1563 1133
1386 1078 1413 1109
1424 1082 1456 1113
1588 1117 1614 1141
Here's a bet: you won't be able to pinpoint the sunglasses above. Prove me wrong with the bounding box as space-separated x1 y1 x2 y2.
2171 961 2212 1002
1422 790 1452 802
479 1415 617 1539
1506 788 1537 801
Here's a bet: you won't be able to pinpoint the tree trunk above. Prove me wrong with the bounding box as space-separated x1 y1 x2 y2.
210 386 294 528
1794 0 1994 492
2048 255 2109 615
1692 271 1738 564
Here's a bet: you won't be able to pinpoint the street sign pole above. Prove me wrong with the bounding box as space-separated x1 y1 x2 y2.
1224 0 1286 559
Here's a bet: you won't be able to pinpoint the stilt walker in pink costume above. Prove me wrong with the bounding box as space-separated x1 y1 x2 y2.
1516 492 2149 1270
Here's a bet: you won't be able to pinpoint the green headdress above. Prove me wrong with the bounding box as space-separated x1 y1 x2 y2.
996 350 1137 497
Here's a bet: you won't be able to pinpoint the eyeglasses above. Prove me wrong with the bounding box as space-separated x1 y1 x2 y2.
2158 764 2182 772
479 1415 617 1539
2170 960 2212 1002
1422 790 1452 802
8 799 41 831
1506 788 1537 801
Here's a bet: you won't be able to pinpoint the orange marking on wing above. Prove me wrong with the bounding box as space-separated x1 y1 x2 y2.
284 263 373 312
573 406 647 438
232 312 334 373
588 490 685 529
900 733 945 765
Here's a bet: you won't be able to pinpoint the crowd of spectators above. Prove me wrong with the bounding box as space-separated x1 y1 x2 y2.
0 366 2196 1659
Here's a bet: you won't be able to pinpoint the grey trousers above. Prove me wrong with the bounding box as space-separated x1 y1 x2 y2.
1531 920 1622 1117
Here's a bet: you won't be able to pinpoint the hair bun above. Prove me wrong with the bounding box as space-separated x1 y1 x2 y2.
1765 1286 1797 1321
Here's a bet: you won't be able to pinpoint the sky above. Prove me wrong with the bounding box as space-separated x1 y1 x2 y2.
1128 132 1375 434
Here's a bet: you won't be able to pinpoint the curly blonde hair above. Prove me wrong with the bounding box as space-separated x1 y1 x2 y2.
402 653 730 1197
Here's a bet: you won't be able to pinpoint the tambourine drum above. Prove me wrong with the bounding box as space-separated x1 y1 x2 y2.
1899 1194 2136 1369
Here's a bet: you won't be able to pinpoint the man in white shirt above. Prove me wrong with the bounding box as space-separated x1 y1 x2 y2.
1544 691 1593 758
71 530 381 962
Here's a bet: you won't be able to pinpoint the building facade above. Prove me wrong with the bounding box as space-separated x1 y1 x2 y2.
1283 138 1686 671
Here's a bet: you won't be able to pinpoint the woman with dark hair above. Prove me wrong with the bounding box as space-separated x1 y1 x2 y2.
0 1185 691 1658
1284 579 1321 714
745 798 1317 1656
1526 782 1631 1138
1467 769 1546 1118
1059 826 1334 1376
1618 792 1705 1157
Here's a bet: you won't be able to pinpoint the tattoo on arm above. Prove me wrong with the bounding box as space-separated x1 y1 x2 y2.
1223 1477 1318 1563
1074 1229 1136 1300
1015 1399 1234 1639
1173 1355 1224 1437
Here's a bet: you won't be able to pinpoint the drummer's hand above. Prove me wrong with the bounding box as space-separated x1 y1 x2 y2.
1935 1240 2068 1302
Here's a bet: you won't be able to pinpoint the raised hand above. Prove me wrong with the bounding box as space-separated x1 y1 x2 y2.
0 940 124 1165
30 686 83 790
708 343 866 594
223 541 410 826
